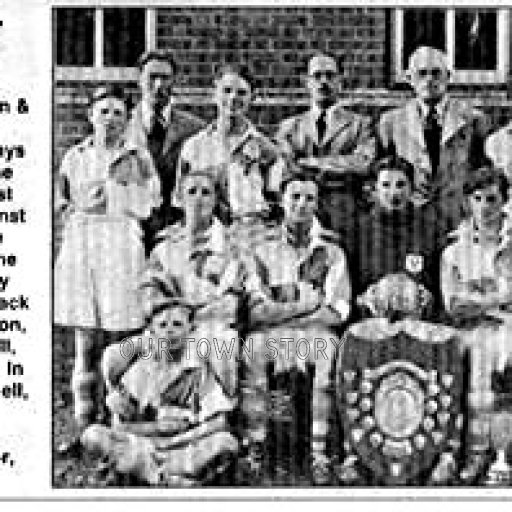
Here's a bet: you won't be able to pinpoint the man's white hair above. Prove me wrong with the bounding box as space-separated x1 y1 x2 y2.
407 45 451 75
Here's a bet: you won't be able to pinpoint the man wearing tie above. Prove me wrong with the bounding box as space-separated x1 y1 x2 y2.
124 50 205 250
276 52 376 236
485 120 512 215
378 46 489 232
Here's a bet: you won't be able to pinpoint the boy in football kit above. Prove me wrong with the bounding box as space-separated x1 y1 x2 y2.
176 64 284 227
83 298 238 485
54 86 160 428
241 166 351 484
441 166 512 482
143 169 245 399
350 155 448 320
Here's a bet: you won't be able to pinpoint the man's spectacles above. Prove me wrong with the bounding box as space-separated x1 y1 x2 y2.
220 86 250 98
416 68 444 79
310 70 336 81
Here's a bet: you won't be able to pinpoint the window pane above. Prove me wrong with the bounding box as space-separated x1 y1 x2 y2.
104 8 146 67
455 9 497 70
55 8 95 66
403 9 446 68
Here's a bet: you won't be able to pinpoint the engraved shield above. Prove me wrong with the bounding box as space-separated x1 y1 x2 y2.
337 322 465 484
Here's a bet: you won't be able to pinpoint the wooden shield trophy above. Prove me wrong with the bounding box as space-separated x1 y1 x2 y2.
336 320 465 485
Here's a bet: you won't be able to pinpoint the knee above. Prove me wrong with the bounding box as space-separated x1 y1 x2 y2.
101 343 128 387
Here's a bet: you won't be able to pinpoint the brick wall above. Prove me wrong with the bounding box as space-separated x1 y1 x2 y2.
53 7 512 168
156 7 389 90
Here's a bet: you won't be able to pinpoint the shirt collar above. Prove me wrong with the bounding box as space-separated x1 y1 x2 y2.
206 117 258 156
207 117 253 136
417 95 448 121
449 212 511 247
310 103 335 124
157 217 226 251
185 218 227 255
282 217 325 249
79 135 125 152
141 101 172 132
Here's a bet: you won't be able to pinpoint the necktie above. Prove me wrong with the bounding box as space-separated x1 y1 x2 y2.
424 106 442 179
147 111 166 160
316 110 327 144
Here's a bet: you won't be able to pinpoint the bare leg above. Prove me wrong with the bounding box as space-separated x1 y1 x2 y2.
72 328 99 429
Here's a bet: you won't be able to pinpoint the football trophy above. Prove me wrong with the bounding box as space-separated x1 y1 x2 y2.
338 275 464 485
336 319 465 485
485 410 512 485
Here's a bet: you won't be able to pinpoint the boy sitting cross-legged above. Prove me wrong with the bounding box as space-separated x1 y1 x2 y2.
80 298 238 486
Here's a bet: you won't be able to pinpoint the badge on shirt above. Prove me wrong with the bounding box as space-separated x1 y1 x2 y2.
241 137 262 163
405 254 424 274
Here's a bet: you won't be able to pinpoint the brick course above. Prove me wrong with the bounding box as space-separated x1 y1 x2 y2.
155 8 388 90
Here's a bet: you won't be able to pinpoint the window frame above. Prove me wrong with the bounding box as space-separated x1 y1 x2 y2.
54 6 156 81
392 7 510 85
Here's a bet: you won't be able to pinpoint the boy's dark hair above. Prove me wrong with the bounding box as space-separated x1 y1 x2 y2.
89 85 125 107
280 163 320 193
146 300 194 327
213 63 255 90
369 155 415 184
138 50 177 73
463 165 510 202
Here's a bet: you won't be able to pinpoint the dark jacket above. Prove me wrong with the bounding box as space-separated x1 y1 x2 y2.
350 203 448 314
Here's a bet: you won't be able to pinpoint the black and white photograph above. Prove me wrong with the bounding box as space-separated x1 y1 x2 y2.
51 3 512 489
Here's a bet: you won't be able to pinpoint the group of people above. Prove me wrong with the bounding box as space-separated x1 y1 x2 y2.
54 44 512 485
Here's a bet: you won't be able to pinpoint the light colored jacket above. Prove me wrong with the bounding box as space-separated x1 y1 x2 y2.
378 96 489 208
275 101 376 175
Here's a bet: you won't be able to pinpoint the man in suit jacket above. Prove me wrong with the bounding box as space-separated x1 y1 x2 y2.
378 46 489 231
124 50 206 250
275 52 376 235
485 121 512 216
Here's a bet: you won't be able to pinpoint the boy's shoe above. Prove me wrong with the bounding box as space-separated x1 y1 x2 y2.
333 455 364 485
427 452 458 485
239 440 267 485
310 452 333 486
459 449 493 484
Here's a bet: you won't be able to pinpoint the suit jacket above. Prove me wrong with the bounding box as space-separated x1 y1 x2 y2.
124 102 206 206
378 97 489 212
276 102 376 176
124 103 205 252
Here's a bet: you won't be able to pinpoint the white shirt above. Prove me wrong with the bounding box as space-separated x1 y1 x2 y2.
245 217 351 320
177 120 283 216
441 216 512 314
417 95 448 124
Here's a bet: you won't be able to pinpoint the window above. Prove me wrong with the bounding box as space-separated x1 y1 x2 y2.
55 8 95 66
103 8 146 67
54 6 155 81
393 8 510 84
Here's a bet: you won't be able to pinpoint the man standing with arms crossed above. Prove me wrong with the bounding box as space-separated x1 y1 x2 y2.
276 52 376 237
378 46 490 233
